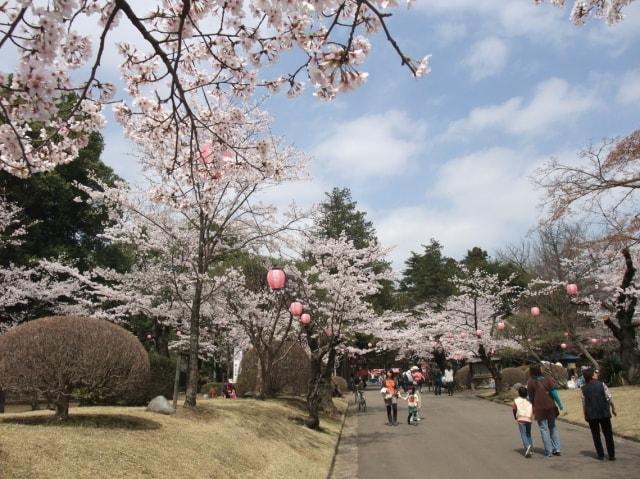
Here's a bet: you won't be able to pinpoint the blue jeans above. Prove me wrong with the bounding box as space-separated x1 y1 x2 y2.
518 422 532 449
538 417 561 456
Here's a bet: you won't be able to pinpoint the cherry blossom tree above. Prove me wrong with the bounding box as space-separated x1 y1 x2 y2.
521 279 608 369
221 264 303 399
0 198 88 333
82 101 306 407
427 268 521 392
537 0 637 25
537 129 640 244
0 0 432 177
536 129 640 382
293 234 392 429
563 245 640 383
3 0 632 177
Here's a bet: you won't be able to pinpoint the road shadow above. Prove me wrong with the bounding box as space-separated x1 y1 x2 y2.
353 430 401 447
579 450 603 459
0 413 162 430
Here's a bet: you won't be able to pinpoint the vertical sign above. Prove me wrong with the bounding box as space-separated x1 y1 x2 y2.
232 347 243 383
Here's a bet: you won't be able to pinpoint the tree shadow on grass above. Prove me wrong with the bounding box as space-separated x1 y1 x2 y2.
0 414 162 430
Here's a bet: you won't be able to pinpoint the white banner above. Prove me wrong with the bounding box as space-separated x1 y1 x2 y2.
232 348 243 383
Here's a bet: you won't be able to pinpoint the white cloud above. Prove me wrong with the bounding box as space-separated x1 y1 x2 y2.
445 78 598 138
313 111 426 179
374 147 545 270
418 0 573 46
617 69 640 105
434 22 468 45
587 2 640 54
463 37 509 81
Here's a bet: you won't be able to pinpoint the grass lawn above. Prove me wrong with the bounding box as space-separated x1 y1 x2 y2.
558 386 640 441
0 396 346 479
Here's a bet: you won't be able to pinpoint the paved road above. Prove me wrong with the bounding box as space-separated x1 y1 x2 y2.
343 390 640 479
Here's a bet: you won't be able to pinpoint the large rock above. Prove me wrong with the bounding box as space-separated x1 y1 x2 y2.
146 395 174 415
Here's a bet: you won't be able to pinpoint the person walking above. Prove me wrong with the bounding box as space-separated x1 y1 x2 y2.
401 386 420 425
381 371 399 426
444 365 455 396
434 368 443 396
527 364 564 458
582 368 617 461
512 386 534 458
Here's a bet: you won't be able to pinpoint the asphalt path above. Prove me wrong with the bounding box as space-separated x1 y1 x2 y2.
353 389 640 479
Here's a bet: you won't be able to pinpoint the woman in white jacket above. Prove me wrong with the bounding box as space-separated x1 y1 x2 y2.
443 366 455 396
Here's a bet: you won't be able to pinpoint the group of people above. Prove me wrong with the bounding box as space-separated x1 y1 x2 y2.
381 364 456 397
380 370 422 426
511 365 617 461
430 365 455 396
374 362 618 463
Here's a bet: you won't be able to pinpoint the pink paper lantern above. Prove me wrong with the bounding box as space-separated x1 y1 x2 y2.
289 302 303 317
531 307 541 317
222 149 234 162
324 327 333 337
560 342 567 349
146 334 153 340
475 329 483 337
564 331 570 337
566 283 578 295
300 313 311 325
591 338 598 344
368 342 373 348
497 321 505 330
266 269 286 290
199 143 212 163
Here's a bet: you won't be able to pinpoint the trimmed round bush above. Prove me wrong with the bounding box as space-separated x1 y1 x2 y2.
236 342 310 397
454 365 470 389
0 316 150 419
501 367 527 388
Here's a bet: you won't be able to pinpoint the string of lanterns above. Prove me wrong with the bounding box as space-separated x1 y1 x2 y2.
267 268 333 336
527 283 607 350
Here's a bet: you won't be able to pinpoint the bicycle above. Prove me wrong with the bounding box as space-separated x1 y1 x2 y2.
355 388 367 412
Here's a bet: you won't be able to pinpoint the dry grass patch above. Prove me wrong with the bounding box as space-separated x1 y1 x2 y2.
559 386 640 441
0 397 346 479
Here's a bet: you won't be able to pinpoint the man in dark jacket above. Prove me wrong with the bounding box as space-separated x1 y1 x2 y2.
582 368 617 461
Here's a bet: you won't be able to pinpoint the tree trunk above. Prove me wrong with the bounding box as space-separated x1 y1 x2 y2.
55 394 69 421
306 352 323 430
319 347 336 415
619 335 640 384
604 248 640 384
0 388 5 413
154 321 170 357
479 346 503 394
576 341 600 369
255 353 270 400
184 280 203 408
172 354 182 411
30 390 40 411
433 349 447 373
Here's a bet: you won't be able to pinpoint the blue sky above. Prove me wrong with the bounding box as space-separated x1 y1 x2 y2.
97 1 640 270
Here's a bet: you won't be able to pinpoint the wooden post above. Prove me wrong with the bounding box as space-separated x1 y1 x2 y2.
172 354 181 411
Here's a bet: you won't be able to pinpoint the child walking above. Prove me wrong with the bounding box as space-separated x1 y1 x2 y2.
512 386 534 457
402 387 420 425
